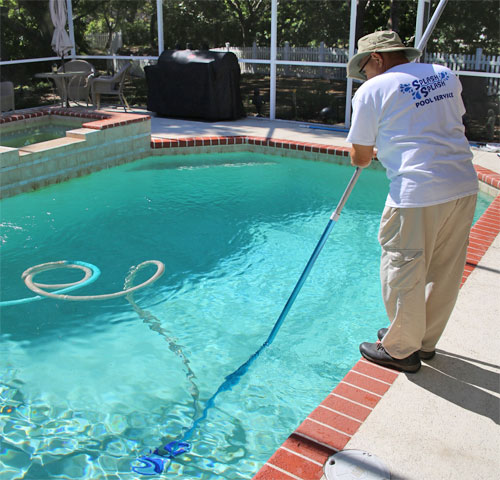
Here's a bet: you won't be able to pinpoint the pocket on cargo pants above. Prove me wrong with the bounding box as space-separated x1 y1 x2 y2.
382 248 424 292
378 206 425 293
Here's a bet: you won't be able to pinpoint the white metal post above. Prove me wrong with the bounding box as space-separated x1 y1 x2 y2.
157 0 164 55
415 0 430 49
66 0 76 58
270 0 278 120
344 0 357 129
416 0 449 51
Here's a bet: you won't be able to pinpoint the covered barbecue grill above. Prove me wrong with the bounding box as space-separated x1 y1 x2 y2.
144 49 245 121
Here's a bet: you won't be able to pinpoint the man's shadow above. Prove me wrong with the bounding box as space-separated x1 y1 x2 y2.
406 349 499 424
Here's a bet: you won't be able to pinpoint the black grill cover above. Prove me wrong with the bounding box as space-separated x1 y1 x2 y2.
145 50 245 121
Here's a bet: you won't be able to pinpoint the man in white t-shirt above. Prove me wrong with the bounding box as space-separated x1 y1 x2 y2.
346 30 478 373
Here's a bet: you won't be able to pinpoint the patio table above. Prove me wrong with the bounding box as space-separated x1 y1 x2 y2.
35 71 89 107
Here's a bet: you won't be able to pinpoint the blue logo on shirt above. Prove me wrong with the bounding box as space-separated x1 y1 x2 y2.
400 71 450 100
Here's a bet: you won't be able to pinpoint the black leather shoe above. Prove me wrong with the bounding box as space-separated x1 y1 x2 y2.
360 342 421 373
377 328 436 360
377 327 388 341
417 349 436 360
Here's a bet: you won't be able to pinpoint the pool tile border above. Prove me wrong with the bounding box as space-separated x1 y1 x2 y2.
463 172 500 286
150 135 352 157
151 135 499 480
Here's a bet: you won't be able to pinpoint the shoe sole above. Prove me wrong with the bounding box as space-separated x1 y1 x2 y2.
418 350 436 360
360 350 421 373
377 328 435 361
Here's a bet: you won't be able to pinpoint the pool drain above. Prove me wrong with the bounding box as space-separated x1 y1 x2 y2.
322 450 391 480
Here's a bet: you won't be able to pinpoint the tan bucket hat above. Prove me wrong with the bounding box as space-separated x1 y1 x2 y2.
347 30 421 81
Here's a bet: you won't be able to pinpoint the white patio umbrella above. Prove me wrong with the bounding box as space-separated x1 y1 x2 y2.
49 0 73 68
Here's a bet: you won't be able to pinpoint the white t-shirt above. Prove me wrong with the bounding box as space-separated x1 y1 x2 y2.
347 63 478 208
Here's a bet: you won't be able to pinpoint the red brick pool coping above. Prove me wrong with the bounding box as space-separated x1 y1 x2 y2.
151 135 499 480
0 107 149 130
151 135 352 157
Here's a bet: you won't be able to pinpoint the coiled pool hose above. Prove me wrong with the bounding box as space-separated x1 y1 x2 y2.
0 260 164 307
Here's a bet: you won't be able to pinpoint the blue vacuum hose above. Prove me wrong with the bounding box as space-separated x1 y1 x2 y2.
133 167 362 475
0 261 101 307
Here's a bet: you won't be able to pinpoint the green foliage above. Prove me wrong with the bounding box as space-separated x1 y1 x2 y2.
1 0 498 142
0 0 53 61
1 0 498 60
361 0 417 42
278 1 351 47
427 0 500 54
356 0 499 55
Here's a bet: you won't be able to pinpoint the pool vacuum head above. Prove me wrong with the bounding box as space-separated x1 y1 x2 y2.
154 440 191 457
132 441 191 475
322 449 391 479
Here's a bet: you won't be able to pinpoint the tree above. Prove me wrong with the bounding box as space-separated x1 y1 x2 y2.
356 0 499 54
426 0 500 54
278 0 351 47
161 0 237 50
0 0 53 61
387 0 401 33
355 0 417 45
74 0 152 52
223 0 270 46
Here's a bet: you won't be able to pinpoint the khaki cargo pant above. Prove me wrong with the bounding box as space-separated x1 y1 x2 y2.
379 194 477 359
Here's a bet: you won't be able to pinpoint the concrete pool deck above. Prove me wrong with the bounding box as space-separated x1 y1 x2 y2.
146 113 499 480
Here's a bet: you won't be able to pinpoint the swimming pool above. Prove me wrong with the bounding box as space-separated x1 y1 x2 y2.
0 151 491 479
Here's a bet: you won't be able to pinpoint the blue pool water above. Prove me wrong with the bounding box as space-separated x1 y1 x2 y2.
0 152 491 479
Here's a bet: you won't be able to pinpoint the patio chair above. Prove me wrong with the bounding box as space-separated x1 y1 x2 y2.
54 60 95 105
0 81 15 112
91 63 131 111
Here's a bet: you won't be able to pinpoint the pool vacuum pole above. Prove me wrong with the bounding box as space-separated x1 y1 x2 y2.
133 167 362 476
264 166 362 347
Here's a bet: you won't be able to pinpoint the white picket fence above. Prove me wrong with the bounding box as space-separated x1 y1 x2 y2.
425 48 500 94
213 42 349 80
86 32 110 49
85 31 154 77
82 35 500 93
86 32 123 54
214 42 500 94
